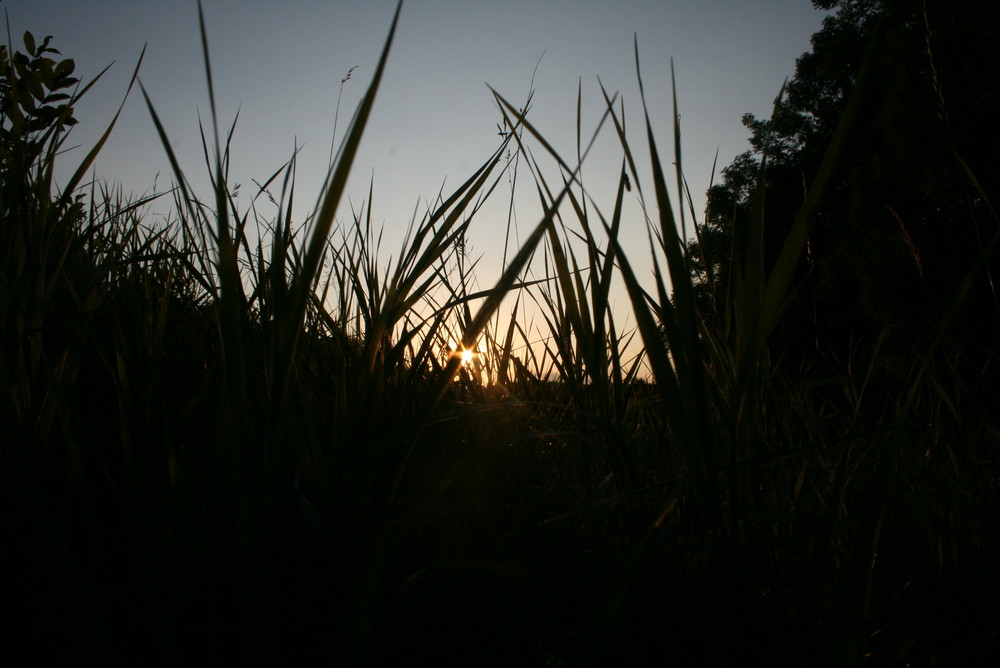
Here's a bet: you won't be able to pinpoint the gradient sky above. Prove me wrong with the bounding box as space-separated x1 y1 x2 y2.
5 0 830 365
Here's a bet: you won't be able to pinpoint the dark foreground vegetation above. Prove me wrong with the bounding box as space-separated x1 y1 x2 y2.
2 1 998 665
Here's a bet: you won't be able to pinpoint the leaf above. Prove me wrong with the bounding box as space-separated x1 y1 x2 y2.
23 31 36 56
37 35 56 55
42 93 71 104
28 104 57 120
54 59 75 80
27 75 46 103
37 57 54 84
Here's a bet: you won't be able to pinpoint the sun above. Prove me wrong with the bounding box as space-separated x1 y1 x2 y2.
447 339 478 367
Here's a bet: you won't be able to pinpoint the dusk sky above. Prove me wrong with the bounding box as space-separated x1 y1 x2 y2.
5 0 830 356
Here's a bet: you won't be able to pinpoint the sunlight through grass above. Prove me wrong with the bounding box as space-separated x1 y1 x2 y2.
3 2 998 666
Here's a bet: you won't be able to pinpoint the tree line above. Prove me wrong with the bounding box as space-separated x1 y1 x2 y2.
694 0 1000 406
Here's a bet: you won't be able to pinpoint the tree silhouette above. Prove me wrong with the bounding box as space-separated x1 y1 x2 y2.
696 0 1000 392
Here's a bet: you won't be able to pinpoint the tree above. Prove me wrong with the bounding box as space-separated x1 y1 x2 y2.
697 0 1000 389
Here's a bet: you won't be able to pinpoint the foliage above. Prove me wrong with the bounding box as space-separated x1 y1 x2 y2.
3 3 999 667
1 31 78 175
697 0 1000 394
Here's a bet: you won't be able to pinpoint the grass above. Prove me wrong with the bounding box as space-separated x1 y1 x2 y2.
3 2 999 666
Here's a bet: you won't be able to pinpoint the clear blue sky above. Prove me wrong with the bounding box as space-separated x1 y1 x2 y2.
5 0 829 364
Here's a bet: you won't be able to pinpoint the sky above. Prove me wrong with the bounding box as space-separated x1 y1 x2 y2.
4 0 830 368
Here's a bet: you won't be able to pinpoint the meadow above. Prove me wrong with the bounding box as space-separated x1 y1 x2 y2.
3 3 998 666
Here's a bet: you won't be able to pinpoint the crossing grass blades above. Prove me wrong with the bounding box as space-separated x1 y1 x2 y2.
2 2 998 665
